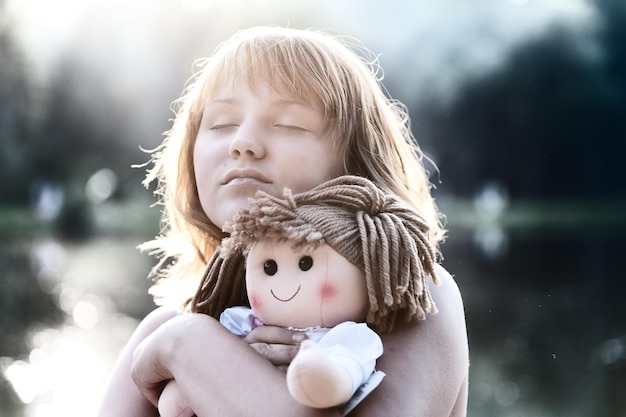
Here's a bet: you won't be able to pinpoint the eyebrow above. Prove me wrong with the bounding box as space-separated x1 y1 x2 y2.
272 98 312 109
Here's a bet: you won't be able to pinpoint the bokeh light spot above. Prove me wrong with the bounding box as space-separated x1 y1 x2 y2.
73 300 99 329
86 168 118 204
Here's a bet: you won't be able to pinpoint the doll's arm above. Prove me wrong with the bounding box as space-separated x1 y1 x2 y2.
287 340 354 408
287 323 383 409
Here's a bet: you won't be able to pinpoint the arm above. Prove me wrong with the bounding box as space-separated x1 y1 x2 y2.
131 265 468 417
96 306 178 417
351 265 469 417
132 313 340 417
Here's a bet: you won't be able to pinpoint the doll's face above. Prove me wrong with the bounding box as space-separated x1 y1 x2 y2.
245 239 368 329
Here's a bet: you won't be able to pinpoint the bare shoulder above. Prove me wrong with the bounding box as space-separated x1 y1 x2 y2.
385 264 467 356
431 264 466 326
352 264 469 417
133 306 180 341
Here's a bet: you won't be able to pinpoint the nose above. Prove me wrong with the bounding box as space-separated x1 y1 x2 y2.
228 125 265 159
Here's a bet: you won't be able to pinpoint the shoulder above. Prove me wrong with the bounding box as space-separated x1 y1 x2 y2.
426 265 468 370
431 264 466 323
133 306 180 340
383 264 467 357
413 264 468 360
357 265 468 416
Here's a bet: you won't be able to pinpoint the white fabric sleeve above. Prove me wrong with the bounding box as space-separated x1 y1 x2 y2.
219 306 255 337
316 321 383 394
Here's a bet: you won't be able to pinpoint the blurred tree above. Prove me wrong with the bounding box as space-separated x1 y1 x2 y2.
0 8 39 205
408 0 626 201
1 26 150 210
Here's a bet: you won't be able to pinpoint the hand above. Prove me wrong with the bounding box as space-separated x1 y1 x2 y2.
130 314 189 407
160 380 195 417
243 325 307 369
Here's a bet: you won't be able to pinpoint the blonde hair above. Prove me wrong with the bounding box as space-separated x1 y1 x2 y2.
142 26 445 306
188 176 439 333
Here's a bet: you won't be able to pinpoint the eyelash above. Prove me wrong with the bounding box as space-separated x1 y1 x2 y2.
207 124 306 132
209 124 237 131
275 124 306 132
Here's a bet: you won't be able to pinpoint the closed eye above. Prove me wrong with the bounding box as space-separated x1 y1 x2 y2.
274 124 307 132
210 124 239 131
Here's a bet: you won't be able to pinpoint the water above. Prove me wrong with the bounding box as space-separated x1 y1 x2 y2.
0 237 155 416
0 203 624 416
454 227 626 417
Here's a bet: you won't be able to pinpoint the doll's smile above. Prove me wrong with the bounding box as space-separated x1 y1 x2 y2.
270 285 301 302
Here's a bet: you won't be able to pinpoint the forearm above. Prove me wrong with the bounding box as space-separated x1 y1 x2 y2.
149 313 340 417
97 307 177 417
129 265 469 417
97 346 158 417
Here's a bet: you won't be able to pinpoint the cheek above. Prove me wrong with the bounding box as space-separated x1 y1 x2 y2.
318 282 337 300
249 291 263 312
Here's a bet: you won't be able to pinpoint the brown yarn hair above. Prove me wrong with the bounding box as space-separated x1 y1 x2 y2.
188 176 439 334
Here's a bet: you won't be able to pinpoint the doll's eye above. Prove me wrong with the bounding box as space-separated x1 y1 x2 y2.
298 256 313 271
263 260 278 276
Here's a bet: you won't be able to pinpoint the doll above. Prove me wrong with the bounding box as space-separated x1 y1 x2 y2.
162 175 439 415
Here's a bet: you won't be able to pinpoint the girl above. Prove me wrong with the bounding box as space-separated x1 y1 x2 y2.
97 26 468 417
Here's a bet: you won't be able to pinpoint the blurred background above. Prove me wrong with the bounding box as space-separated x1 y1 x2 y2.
1 0 625 416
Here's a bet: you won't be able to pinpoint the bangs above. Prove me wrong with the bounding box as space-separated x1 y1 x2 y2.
201 28 348 122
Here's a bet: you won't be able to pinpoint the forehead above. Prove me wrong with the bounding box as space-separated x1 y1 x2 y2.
248 239 321 259
208 77 320 110
204 73 324 118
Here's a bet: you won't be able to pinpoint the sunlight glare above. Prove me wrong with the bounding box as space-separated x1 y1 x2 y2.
4 360 37 404
73 300 100 329
9 326 111 416
6 0 88 72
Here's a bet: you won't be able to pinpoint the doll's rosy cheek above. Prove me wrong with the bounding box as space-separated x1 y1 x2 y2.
249 292 263 311
318 282 336 300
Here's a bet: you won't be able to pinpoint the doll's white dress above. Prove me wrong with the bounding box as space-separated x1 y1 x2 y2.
220 306 385 415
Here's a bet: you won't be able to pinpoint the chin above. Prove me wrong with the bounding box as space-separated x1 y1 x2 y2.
217 201 252 227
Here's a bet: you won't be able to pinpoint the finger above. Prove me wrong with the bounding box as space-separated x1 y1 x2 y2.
131 331 173 406
248 342 301 366
243 325 307 345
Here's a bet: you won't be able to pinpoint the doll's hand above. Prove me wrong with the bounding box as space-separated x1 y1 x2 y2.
286 340 353 408
243 325 307 368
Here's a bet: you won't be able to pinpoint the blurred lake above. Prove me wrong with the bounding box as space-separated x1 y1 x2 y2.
1 198 624 417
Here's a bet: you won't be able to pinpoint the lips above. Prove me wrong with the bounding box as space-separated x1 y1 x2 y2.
222 168 271 185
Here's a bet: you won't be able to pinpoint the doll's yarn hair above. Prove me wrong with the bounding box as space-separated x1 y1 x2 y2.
188 175 439 333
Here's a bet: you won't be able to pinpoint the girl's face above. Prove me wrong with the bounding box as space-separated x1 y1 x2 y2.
194 79 343 229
